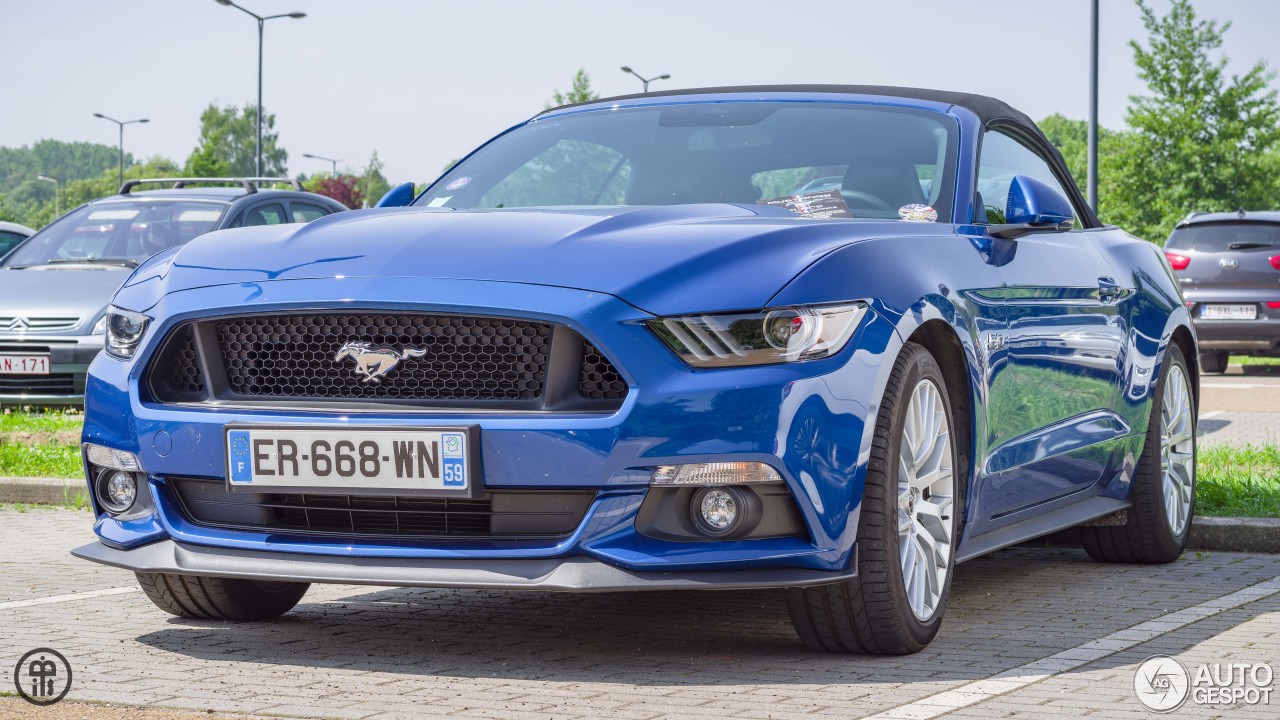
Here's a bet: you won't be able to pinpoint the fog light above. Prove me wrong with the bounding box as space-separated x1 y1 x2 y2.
98 471 137 514
691 486 746 537
651 462 782 486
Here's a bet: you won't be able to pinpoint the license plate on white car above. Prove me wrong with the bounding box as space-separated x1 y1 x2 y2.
0 354 50 375
226 426 475 495
1201 304 1257 320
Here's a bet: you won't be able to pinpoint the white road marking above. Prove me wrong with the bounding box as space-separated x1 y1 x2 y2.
866 575 1280 719
1198 410 1225 420
0 585 138 610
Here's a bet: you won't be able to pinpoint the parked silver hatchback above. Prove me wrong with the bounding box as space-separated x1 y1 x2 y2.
1164 209 1280 373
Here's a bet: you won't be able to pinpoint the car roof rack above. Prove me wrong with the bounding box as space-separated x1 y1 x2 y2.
118 177 304 195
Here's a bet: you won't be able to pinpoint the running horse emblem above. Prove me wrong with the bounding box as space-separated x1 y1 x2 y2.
334 341 428 383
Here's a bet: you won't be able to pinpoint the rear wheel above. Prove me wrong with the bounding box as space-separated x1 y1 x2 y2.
135 572 309 620
785 343 962 654
1199 350 1228 374
1081 344 1195 563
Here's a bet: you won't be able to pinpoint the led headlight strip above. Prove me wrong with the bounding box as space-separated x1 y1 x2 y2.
649 302 866 367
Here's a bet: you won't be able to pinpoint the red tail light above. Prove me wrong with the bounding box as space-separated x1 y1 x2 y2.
1165 252 1191 270
1268 301 1280 309
1270 255 1280 270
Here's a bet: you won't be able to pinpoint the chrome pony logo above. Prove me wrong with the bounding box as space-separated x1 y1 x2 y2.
334 341 427 383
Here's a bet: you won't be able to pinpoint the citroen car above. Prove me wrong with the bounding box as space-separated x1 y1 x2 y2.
73 87 1198 654
0 178 346 404
1164 210 1280 372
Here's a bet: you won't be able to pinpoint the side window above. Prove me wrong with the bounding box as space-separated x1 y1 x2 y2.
0 231 26 256
239 203 288 227
977 131 1080 225
291 203 332 223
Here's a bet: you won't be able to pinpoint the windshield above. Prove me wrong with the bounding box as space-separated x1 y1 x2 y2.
417 102 959 221
3 200 228 268
1166 222 1280 251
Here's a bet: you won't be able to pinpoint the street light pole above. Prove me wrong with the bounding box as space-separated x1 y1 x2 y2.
620 66 671 93
301 153 342 176
36 175 60 216
92 114 149 189
1087 0 1099 213
214 0 306 177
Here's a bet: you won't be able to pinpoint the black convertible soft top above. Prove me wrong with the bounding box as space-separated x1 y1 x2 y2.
547 84 1099 227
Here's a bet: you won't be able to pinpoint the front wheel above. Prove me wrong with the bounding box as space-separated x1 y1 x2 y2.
785 342 963 654
136 572 309 620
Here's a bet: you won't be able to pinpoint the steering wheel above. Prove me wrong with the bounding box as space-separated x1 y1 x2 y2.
840 190 895 212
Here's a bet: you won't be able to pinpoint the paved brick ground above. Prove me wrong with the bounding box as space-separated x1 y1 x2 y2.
2 508 1278 719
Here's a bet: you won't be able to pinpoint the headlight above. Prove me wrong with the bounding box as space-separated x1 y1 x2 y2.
103 305 151 358
649 302 866 367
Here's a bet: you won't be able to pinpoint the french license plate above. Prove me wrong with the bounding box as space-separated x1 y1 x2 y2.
226 426 473 494
1201 304 1257 320
0 354 50 375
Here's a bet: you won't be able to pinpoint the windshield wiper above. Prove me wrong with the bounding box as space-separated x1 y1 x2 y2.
42 257 140 268
1227 242 1271 250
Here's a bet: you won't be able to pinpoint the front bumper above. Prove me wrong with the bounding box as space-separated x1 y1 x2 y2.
0 332 100 403
71 538 857 591
79 277 899 582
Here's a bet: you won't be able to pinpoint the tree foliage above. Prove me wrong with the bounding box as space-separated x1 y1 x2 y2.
356 151 391 207
184 103 288 177
548 69 599 109
1107 0 1280 242
304 174 364 209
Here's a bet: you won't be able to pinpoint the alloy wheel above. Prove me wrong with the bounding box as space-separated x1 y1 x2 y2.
897 378 955 621
1160 364 1195 536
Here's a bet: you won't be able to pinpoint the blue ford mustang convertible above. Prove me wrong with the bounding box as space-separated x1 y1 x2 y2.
74 86 1198 654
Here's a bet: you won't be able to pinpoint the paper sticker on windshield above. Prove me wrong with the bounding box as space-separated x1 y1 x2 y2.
898 204 938 222
426 196 452 208
757 190 854 220
445 176 471 190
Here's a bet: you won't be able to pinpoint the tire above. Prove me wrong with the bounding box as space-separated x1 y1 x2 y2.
1199 350 1228 374
135 572 309 620
785 342 964 654
1081 344 1195 563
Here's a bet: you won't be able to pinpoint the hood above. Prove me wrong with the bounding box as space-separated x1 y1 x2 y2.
0 267 131 329
137 204 905 316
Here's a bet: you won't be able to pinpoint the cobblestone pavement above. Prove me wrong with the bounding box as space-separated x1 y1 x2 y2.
2 508 1278 719
1198 372 1279 446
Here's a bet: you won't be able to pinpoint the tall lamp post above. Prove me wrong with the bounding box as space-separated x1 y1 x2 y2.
1087 0 1099 213
620 66 671 93
92 114 148 189
213 0 306 177
37 175 60 216
301 153 342 176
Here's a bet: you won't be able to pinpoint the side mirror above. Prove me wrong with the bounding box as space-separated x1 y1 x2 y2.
989 175 1075 239
375 182 416 208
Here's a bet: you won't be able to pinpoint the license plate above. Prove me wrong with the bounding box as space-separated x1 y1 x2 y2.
226 426 474 494
0 354 50 375
1201 304 1257 320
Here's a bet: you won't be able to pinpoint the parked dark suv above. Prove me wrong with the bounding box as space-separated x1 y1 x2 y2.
0 178 347 403
1165 210 1280 373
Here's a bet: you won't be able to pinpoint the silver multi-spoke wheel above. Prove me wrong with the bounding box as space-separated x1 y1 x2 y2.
897 377 954 621
1161 364 1194 536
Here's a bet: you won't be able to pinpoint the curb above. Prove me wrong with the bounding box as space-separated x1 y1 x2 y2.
0 476 88 505
3 476 1278 554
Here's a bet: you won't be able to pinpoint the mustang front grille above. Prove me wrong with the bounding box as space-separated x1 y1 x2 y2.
169 478 595 540
146 312 627 411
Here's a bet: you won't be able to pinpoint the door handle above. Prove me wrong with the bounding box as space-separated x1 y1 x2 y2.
1097 276 1122 302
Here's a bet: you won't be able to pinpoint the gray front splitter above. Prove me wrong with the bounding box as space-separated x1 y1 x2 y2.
72 540 856 592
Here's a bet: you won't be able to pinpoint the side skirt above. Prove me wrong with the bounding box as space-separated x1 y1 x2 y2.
955 496 1130 563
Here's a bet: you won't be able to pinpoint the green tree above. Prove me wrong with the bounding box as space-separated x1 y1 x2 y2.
548 69 599 109
1109 0 1280 242
357 151 391 207
184 103 288 177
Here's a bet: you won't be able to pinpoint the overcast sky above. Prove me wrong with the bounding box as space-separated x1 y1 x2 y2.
3 0 1279 184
